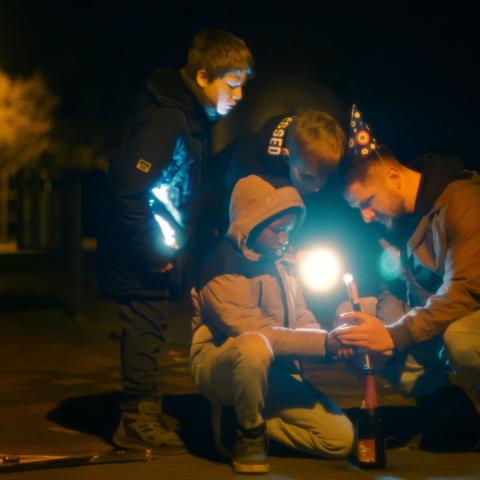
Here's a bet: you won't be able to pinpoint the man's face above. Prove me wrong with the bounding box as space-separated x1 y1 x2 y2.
250 213 297 258
287 135 329 195
344 168 406 229
200 69 247 118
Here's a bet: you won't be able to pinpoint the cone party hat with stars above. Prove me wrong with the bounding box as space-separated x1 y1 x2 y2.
348 104 378 159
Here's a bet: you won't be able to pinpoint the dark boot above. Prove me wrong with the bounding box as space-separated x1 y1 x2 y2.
417 385 480 452
232 423 269 474
113 398 186 454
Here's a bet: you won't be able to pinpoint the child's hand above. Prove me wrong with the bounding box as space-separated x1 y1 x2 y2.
333 348 355 360
325 332 354 359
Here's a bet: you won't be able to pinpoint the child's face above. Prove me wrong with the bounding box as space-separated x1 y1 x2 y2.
250 213 297 258
199 69 247 118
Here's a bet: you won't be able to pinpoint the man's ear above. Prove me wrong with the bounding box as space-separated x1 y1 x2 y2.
385 167 402 190
196 69 209 88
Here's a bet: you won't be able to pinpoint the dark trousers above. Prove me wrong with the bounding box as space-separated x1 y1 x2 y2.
118 296 169 400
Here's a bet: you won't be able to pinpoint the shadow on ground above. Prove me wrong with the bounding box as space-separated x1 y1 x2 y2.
47 392 123 445
164 394 223 461
47 392 421 462
46 393 223 461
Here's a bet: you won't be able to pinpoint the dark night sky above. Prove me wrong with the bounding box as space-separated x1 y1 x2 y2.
1 2 479 304
1 2 479 166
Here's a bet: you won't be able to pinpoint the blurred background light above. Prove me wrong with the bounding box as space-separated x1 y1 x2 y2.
378 241 401 282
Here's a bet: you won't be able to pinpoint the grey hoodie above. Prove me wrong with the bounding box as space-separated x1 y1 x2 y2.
190 175 328 362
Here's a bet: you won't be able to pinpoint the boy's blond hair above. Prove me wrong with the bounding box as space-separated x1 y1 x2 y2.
294 110 346 169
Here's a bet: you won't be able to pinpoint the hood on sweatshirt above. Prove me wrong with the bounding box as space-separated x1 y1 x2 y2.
140 68 211 129
227 175 306 261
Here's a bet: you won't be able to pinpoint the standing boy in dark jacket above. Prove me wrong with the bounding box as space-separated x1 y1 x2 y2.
98 29 253 453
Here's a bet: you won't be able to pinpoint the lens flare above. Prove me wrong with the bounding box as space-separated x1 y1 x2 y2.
299 248 342 292
377 241 401 281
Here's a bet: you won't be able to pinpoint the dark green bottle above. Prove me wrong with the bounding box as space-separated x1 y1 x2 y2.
356 366 386 469
344 275 386 468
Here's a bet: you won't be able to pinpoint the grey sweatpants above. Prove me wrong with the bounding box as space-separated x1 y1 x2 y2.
191 332 354 459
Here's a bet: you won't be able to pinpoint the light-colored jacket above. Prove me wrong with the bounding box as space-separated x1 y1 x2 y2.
388 172 480 350
191 175 327 362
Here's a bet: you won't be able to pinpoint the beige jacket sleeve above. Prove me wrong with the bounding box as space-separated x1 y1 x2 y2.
388 184 480 350
198 274 327 358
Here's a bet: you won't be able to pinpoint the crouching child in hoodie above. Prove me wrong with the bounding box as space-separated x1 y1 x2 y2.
190 175 354 474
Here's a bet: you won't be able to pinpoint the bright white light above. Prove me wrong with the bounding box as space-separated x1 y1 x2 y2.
154 214 179 249
343 273 353 286
152 185 169 204
299 248 342 292
151 184 183 226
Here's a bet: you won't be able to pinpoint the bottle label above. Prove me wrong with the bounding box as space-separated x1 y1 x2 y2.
358 439 376 463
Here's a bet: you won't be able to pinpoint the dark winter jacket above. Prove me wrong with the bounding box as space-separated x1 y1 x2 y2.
97 68 212 297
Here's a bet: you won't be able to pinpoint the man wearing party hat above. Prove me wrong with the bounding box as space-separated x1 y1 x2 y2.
335 104 480 451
